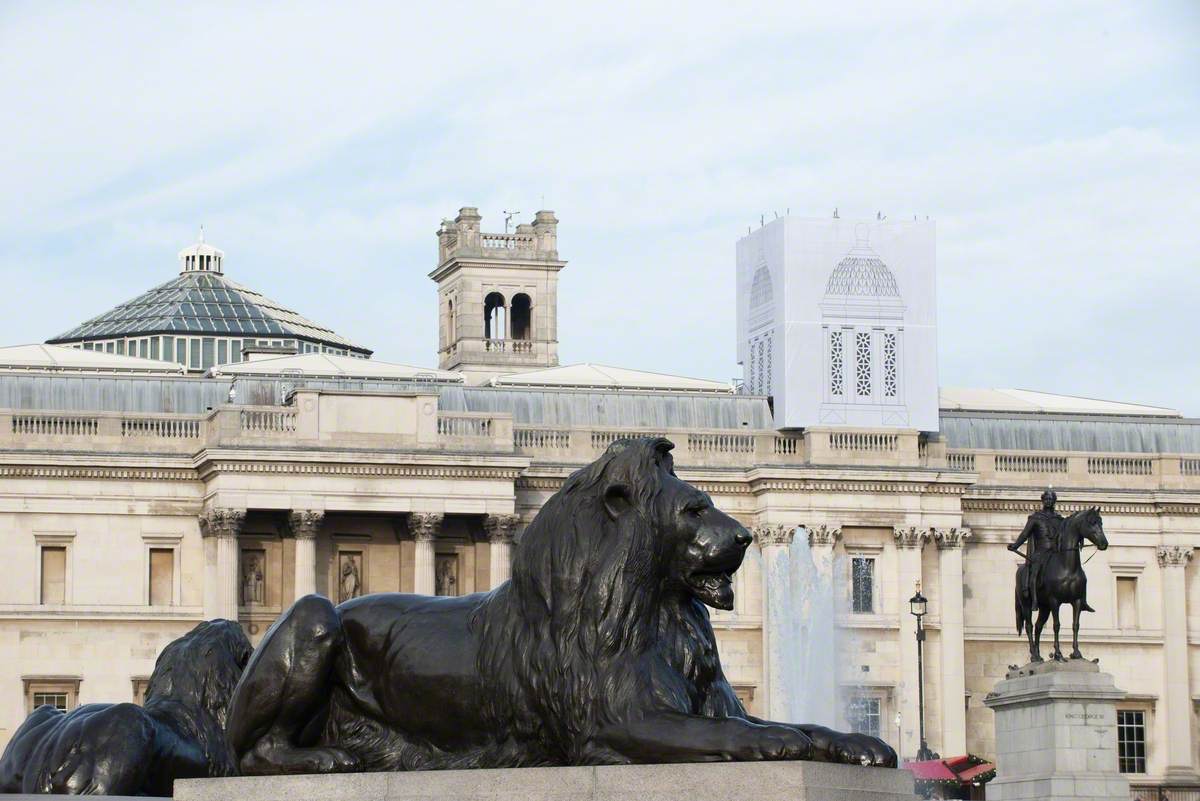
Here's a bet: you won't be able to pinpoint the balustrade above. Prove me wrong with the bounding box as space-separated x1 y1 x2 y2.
1087 456 1153 476
829 431 899 452
239 409 297 433
12 415 98 436
994 454 1068 473
437 414 493 438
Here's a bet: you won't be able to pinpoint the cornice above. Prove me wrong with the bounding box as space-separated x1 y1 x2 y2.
199 461 522 480
0 465 196 481
751 478 968 496
962 498 1200 517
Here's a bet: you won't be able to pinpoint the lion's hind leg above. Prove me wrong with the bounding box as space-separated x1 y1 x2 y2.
226 594 359 775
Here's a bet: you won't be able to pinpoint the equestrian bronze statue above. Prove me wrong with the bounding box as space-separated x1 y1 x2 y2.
225 437 897 774
1010 489 1107 662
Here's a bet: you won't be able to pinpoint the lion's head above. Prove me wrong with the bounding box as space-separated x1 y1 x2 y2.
512 436 752 615
144 618 253 727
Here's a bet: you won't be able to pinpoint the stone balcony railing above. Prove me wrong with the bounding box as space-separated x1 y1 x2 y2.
2 403 1199 488
945 448 1200 490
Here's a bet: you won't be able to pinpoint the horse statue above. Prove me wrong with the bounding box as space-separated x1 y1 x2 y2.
1014 506 1107 663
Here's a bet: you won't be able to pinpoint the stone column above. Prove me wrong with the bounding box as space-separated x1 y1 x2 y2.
199 507 245 621
934 526 971 757
410 513 442 596
893 525 929 760
804 523 842 725
483 514 519 589
288 510 324 599
756 524 795 721
1158 545 1196 781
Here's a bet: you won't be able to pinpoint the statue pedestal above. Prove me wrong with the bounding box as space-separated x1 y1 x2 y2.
173 761 914 801
984 660 1130 800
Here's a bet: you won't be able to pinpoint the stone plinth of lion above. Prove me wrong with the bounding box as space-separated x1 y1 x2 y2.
225 437 896 773
0 619 252 795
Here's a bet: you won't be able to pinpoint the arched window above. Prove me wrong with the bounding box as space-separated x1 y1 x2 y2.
447 298 455 344
511 294 531 340
484 292 506 340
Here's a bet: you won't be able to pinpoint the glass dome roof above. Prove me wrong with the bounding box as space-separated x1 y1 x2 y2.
47 270 370 354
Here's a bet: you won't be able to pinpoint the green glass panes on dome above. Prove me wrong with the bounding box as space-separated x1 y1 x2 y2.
46 238 371 367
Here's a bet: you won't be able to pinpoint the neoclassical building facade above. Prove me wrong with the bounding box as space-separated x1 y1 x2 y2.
0 209 1197 796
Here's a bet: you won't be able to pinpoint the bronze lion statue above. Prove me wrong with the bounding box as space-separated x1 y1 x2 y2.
226 437 896 773
0 619 252 795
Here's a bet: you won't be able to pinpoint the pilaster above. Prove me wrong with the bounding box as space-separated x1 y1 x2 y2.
483 513 520 588
199 507 245 621
288 510 324 600
410 513 443 596
893 525 930 760
1157 545 1196 781
755 524 795 720
934 526 970 756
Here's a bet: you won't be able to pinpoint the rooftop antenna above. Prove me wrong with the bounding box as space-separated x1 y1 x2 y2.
198 224 205 244
833 207 839 219
503 210 521 234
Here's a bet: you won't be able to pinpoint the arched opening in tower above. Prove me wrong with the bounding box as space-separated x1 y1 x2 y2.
484 292 506 340
511 294 531 340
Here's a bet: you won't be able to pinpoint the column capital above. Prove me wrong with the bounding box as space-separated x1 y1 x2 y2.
893 525 931 549
199 507 245 539
934 526 972 550
410 512 444 543
753 524 795 547
287 510 324 540
482 514 520 545
1158 545 1195 568
805 524 842 548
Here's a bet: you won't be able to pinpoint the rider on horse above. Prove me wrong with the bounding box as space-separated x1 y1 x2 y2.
1009 489 1093 612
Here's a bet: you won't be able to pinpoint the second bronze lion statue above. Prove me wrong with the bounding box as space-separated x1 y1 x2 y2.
226 436 896 773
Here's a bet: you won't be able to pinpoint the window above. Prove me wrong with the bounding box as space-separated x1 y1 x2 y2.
201 338 214 370
150 337 159 360
1116 577 1138 630
1117 710 1146 773
116 340 126 355
175 338 185 364
829 329 845 397
139 339 148 359
24 678 80 715
148 548 175 606
855 331 872 397
40 546 66 604
189 339 200 370
217 339 228 365
846 696 881 738
732 684 756 713
851 556 874 613
231 339 241 363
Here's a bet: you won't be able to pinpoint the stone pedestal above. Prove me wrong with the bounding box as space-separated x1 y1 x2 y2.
983 660 1130 800
174 761 914 801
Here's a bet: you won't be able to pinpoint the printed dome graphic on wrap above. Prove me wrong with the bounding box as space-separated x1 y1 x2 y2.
824 225 900 297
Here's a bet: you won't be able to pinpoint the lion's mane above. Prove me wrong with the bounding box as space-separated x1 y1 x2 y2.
142 618 254 775
476 437 690 764
0 618 252 795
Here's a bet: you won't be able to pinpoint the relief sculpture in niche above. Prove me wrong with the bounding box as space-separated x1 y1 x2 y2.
242 551 265 605
435 554 458 597
338 552 363 604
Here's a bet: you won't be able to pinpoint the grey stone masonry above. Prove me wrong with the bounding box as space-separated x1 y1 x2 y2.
174 761 914 801
984 660 1130 800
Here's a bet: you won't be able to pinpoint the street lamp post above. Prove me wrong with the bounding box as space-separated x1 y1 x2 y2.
909 582 935 761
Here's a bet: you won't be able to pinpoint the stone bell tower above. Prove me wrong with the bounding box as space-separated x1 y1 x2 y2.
430 207 566 384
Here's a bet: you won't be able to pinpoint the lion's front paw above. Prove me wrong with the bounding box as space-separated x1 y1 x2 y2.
826 732 897 768
749 725 814 761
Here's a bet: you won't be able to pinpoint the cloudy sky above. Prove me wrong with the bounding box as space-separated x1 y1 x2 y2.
2 2 1197 413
